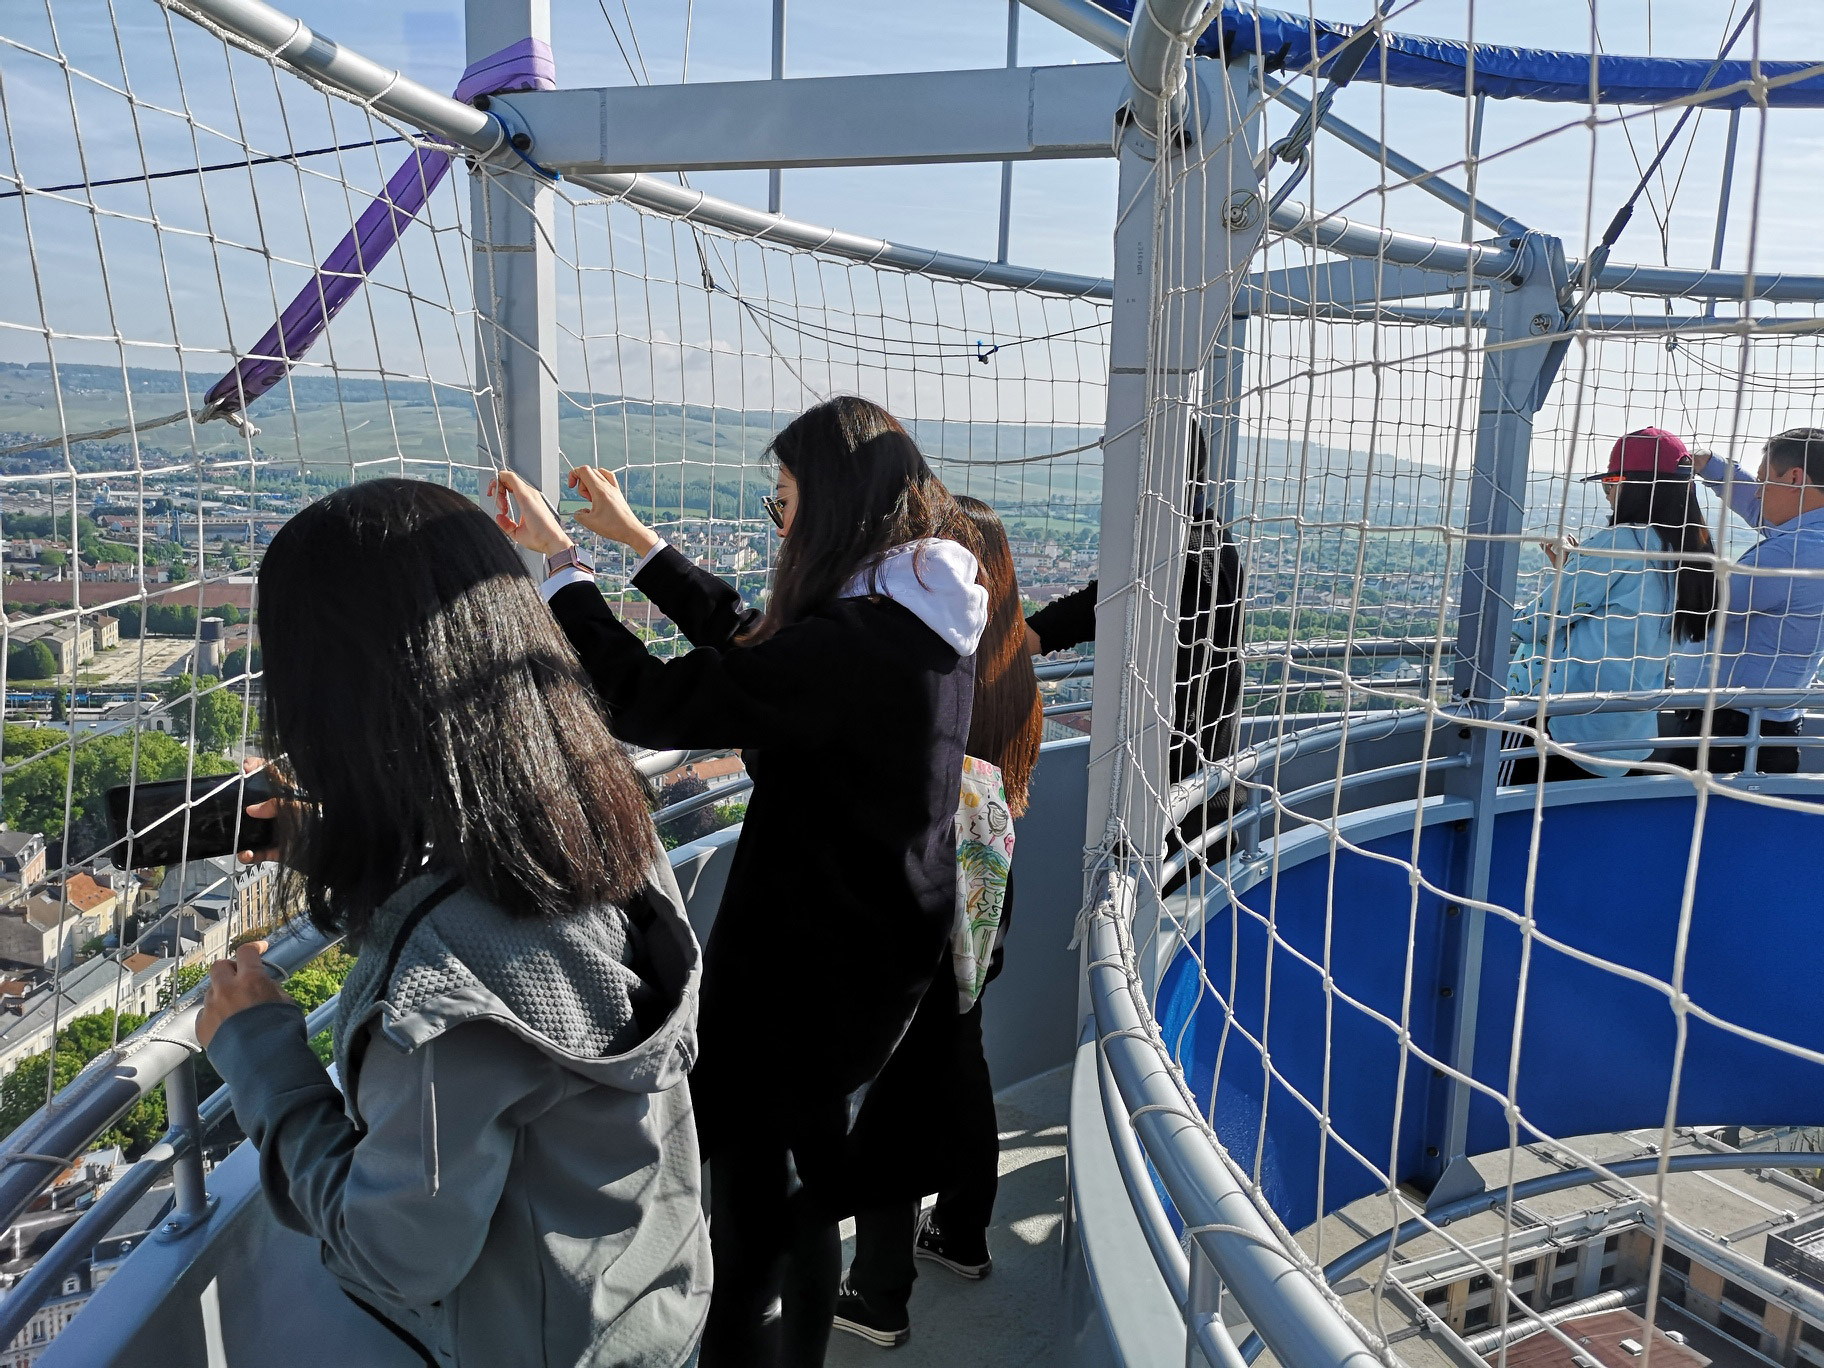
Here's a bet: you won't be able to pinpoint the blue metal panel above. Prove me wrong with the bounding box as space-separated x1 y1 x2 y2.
1156 821 1453 1227
1157 787 1824 1231
1087 2 1824 108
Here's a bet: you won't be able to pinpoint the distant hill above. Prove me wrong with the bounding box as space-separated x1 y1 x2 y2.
0 362 1104 513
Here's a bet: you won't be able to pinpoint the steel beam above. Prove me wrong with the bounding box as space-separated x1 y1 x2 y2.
1087 52 1264 992
1243 257 1481 312
997 0 1020 264
506 63 1135 175
1020 0 1128 58
1429 232 1572 1205
768 0 786 213
1262 76 1528 240
469 0 560 520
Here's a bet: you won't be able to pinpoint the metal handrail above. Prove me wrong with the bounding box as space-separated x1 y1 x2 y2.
1159 685 1824 880
633 748 729 780
1035 655 1094 681
0 917 336 1237
651 776 753 828
1162 753 1473 883
1171 686 1824 824
1084 867 1384 1368
0 994 341 1346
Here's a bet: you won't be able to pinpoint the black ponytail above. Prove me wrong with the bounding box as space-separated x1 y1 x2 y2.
1610 475 1718 644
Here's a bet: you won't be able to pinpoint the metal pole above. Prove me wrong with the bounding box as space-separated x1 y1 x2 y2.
1264 78 1526 241
997 0 1020 264
1086 50 1262 993
1430 232 1570 1205
768 0 786 215
1186 1239 1224 1368
469 0 560 551
1704 107 1741 319
156 1057 215 1240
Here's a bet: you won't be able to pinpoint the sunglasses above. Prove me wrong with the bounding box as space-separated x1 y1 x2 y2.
761 494 787 530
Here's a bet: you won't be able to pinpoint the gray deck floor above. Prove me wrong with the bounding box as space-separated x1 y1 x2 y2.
829 1064 1072 1368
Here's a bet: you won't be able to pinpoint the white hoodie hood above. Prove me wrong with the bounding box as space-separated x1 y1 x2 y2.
840 538 989 656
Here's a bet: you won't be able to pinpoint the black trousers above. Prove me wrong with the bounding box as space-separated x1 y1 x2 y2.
700 1105 845 1368
1502 752 1605 785
847 998 998 1319
1654 708 1803 775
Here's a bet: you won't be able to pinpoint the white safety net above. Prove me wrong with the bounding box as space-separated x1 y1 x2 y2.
1094 9 1824 1368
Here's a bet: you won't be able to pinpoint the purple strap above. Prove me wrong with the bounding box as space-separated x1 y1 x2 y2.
202 38 555 420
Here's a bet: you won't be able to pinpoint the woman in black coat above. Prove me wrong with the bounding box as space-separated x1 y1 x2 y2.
835 495 1044 1348
491 396 987 1368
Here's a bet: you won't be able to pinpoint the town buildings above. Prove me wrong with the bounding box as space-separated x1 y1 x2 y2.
1310 1128 1824 1368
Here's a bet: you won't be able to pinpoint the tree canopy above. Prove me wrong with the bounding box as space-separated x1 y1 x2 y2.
0 724 234 854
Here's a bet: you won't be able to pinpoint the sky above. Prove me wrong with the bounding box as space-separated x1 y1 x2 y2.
232 0 1824 279
7 1 1824 453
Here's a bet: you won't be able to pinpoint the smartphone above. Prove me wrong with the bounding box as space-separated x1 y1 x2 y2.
105 772 278 867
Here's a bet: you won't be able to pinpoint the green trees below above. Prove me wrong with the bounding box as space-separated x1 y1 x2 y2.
5 512 135 564
220 645 261 680
160 675 253 755
0 949 357 1158
0 723 234 853
112 602 244 639
0 1010 166 1157
6 640 56 680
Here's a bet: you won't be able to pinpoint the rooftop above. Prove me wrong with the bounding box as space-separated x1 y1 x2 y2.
1288 1129 1824 1368
0 831 41 858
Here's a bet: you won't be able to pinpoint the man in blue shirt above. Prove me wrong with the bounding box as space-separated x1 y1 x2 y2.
1667 427 1824 772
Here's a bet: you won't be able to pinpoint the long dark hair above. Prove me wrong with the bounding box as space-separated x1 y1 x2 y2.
1610 474 1718 644
951 496 1042 817
749 395 958 641
259 478 657 938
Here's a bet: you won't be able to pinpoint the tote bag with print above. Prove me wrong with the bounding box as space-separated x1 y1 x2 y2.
953 755 1016 1011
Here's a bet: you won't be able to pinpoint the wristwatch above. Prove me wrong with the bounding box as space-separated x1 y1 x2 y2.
544 545 596 579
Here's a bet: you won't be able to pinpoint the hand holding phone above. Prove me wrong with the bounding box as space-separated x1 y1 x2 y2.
105 768 286 868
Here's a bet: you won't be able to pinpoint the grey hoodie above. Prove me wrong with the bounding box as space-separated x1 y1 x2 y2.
207 857 710 1368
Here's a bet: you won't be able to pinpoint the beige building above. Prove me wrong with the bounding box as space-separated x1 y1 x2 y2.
0 833 45 891
0 876 119 970
7 620 92 675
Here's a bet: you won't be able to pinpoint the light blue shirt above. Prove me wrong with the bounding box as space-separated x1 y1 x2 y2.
1508 523 1675 768
1669 453 1824 721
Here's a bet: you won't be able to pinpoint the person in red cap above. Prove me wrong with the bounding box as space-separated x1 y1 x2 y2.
1504 428 1719 783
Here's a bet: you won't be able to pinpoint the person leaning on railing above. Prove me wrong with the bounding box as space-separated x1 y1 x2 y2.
1659 428 1824 774
1023 423 1246 789
1504 428 1719 784
195 480 709 1368
492 396 988 1368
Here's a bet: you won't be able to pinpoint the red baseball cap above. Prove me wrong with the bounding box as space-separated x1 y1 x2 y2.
1581 427 1691 482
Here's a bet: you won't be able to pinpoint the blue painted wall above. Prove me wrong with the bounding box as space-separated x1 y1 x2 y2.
1156 788 1824 1231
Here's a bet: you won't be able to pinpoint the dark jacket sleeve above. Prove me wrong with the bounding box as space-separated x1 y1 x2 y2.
631 544 762 651
550 580 850 753
1026 580 1098 655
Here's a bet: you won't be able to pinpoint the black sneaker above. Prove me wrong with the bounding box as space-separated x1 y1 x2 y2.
832 1277 910 1349
913 1213 992 1280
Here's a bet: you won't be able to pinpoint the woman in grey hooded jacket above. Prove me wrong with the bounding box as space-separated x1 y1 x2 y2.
199 479 709 1368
